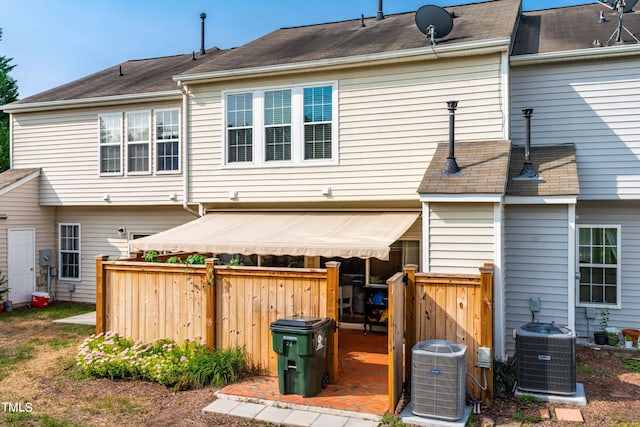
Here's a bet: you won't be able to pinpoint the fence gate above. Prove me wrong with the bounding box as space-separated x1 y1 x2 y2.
387 271 405 414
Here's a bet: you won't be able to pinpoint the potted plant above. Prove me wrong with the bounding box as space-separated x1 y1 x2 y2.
594 309 609 345
608 331 619 346
625 335 634 349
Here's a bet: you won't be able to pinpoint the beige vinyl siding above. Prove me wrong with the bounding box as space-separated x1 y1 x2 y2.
575 201 640 337
504 205 569 355
11 100 184 206
428 203 494 274
188 54 505 203
0 175 56 294
511 57 640 200
54 206 196 303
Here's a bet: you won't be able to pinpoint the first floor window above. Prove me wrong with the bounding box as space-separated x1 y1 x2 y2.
59 224 81 280
578 225 621 306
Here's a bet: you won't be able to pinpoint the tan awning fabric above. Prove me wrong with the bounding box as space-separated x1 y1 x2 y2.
131 211 420 260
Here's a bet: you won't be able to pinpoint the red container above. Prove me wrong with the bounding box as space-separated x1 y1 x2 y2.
31 292 50 308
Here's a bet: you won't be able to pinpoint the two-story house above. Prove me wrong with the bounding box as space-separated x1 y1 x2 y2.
3 0 640 360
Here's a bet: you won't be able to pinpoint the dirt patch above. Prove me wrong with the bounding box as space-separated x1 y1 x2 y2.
480 345 640 426
2 306 640 426
0 307 258 426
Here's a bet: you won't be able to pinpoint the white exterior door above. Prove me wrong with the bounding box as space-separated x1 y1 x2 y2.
8 228 36 304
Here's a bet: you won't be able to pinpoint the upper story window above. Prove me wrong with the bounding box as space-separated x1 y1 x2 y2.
99 113 122 174
98 108 180 176
578 225 621 308
223 82 337 167
156 109 180 172
126 111 150 174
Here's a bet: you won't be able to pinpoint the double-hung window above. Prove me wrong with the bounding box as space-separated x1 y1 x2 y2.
59 223 81 281
156 109 180 172
227 93 254 163
126 111 151 174
224 82 336 166
304 86 333 160
99 109 180 175
578 225 621 307
99 113 122 174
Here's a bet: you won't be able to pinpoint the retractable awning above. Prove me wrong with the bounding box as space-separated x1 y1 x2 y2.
131 211 419 260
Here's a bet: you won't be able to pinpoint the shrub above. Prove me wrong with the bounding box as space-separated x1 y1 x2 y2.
76 332 249 390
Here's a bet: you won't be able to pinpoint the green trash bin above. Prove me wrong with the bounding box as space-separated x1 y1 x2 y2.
270 316 331 397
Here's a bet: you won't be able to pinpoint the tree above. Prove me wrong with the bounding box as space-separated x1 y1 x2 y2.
0 28 19 172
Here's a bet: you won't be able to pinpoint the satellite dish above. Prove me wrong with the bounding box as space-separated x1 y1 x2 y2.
415 5 454 45
606 0 638 13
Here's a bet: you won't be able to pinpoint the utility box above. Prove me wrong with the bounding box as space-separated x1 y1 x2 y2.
39 249 52 266
270 316 331 397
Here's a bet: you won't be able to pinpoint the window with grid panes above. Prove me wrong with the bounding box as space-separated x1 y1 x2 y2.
126 111 150 173
156 109 180 172
227 93 254 163
304 86 332 160
59 223 81 280
99 113 122 174
578 225 621 306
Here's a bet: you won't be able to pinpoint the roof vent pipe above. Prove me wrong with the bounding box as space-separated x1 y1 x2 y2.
376 0 385 20
519 107 538 178
199 13 207 55
441 101 461 175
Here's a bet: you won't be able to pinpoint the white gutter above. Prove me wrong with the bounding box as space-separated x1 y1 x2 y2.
511 43 640 66
175 38 512 83
2 90 182 113
176 81 200 218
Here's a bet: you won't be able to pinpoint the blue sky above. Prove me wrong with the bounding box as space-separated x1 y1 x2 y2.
1 0 595 99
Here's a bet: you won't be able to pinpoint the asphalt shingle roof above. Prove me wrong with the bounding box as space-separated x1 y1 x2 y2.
0 168 40 193
417 140 511 195
13 49 225 105
180 0 520 77
506 145 580 196
513 3 640 55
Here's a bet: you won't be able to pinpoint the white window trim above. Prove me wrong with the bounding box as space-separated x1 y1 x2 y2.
98 113 123 177
59 223 82 282
222 81 339 168
125 110 152 175
576 224 622 309
154 108 182 175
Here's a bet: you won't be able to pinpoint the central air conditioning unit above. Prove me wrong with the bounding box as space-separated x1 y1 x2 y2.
516 322 576 395
411 340 467 421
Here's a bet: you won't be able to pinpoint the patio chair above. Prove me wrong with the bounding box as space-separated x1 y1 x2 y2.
339 285 353 316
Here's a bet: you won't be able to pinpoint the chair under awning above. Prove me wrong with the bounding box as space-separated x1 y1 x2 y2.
130 211 420 261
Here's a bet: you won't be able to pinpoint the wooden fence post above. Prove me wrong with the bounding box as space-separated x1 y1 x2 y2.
205 259 216 350
325 261 340 384
404 264 418 387
480 263 494 405
95 255 109 335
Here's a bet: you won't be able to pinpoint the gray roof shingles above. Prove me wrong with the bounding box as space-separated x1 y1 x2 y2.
506 145 580 196
0 168 40 192
513 3 640 55
13 49 226 105
180 0 520 76
417 140 512 195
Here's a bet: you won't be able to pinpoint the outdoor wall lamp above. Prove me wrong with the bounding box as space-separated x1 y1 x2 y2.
0 213 7 220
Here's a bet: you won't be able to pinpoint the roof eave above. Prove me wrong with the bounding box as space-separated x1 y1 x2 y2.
419 194 503 203
511 43 640 66
175 37 512 84
0 169 41 197
2 90 182 113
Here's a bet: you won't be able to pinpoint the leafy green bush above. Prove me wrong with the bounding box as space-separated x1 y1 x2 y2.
184 253 206 265
166 256 183 264
76 332 249 390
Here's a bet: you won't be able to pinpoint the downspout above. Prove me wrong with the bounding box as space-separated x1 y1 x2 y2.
176 80 200 217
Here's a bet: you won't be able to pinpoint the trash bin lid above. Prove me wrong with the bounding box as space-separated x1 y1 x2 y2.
517 322 574 337
270 316 330 330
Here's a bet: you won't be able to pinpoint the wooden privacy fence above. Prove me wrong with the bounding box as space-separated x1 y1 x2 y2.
95 257 339 380
404 263 494 404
